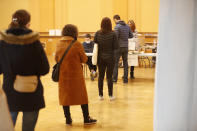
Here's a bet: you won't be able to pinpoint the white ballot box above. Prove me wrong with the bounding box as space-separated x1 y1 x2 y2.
128 53 138 66
55 29 61 36
49 29 56 36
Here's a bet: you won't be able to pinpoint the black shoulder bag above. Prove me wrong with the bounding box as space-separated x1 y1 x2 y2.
52 40 75 82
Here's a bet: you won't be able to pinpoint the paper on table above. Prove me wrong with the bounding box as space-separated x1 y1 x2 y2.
55 29 61 36
49 29 55 36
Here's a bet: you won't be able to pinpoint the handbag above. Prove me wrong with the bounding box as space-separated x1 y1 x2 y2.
52 40 75 82
14 75 38 93
2 47 38 93
92 43 98 65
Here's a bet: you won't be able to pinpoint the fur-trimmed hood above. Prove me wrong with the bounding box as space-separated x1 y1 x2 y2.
0 30 39 45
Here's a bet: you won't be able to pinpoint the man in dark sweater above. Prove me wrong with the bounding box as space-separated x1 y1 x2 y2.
112 15 133 83
82 34 97 80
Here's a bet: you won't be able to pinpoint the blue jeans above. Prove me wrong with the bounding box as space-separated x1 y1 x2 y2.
113 47 128 81
10 111 39 131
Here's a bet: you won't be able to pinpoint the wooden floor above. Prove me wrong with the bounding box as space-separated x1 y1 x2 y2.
14 56 155 131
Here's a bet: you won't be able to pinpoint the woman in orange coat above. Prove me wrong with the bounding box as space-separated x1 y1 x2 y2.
55 24 96 125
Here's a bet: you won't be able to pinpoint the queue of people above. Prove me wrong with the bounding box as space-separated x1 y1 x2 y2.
0 9 136 130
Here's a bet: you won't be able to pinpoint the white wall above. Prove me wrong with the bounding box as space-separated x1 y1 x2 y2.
154 0 197 130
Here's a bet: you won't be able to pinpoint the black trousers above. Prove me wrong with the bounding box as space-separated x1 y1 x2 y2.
130 66 134 77
86 56 97 72
98 57 115 96
63 104 89 120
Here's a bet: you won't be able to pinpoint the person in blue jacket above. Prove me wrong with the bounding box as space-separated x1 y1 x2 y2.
112 15 133 83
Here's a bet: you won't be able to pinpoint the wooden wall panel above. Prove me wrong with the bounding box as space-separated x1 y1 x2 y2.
0 0 29 30
140 0 160 32
40 36 86 55
0 0 160 33
28 0 40 31
112 0 128 22
67 0 101 32
39 0 54 32
54 0 68 29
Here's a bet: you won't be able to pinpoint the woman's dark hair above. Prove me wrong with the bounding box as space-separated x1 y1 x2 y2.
100 17 112 34
128 20 136 32
62 24 78 39
85 34 91 39
113 15 120 20
9 9 31 28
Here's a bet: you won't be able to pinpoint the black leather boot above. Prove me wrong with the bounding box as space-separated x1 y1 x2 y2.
84 116 97 125
63 106 72 125
66 117 72 125
81 104 97 125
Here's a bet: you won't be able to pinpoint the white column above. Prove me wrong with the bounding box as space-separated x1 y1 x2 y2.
154 0 197 131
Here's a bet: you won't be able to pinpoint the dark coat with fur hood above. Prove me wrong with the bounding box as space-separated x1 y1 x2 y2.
0 28 49 111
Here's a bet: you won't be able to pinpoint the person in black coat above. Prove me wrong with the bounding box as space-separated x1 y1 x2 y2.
82 34 97 80
0 9 49 131
94 17 118 101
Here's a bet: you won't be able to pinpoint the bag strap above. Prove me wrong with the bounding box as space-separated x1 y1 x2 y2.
58 40 76 65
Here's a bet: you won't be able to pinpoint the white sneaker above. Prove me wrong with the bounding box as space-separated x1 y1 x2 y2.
109 96 116 101
99 96 104 100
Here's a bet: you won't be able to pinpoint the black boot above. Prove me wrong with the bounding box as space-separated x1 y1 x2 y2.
130 66 135 79
81 104 97 125
63 106 72 125
130 73 135 79
66 117 72 125
84 116 97 125
130 74 135 79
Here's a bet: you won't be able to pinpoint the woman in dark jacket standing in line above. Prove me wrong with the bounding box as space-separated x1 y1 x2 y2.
0 10 49 131
94 17 118 101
